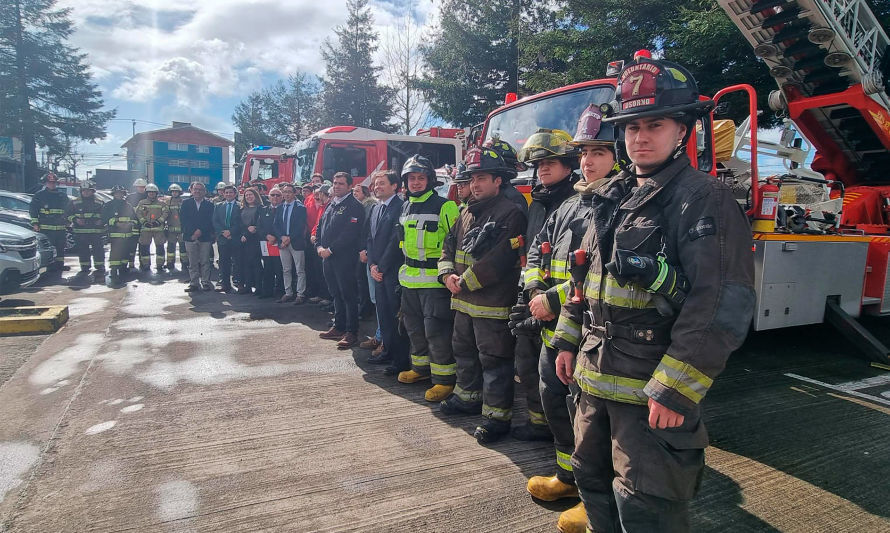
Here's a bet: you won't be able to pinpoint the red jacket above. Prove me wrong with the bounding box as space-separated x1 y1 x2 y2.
310 200 328 237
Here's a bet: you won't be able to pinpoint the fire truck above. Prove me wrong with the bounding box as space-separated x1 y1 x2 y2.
238 126 464 190
476 0 890 362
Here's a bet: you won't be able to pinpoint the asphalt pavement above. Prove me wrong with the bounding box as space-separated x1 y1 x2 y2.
0 262 888 532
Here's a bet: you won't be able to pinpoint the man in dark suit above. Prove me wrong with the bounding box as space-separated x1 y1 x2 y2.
180 182 216 291
365 171 410 373
316 172 366 349
272 183 308 304
212 184 242 292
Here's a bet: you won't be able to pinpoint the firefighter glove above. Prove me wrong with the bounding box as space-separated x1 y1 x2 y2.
461 221 500 258
604 249 689 309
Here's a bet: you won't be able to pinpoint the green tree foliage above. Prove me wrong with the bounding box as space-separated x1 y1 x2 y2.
420 0 532 127
232 73 323 162
0 0 114 188
320 0 395 132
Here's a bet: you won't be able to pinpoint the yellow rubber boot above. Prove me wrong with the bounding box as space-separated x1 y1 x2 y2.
527 475 579 501
424 384 454 402
397 369 430 384
557 502 587 533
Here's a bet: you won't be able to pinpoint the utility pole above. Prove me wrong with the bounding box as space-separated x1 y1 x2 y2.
132 119 136 137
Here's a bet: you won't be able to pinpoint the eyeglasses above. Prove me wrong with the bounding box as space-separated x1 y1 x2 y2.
270 193 282 197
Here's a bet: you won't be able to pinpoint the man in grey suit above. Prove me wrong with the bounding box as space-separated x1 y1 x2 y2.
212 184 242 292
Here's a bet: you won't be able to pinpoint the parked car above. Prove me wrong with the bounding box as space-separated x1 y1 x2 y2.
0 221 42 294
0 190 32 212
0 210 57 272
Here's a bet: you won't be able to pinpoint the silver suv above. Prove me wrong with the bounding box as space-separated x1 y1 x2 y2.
0 221 42 294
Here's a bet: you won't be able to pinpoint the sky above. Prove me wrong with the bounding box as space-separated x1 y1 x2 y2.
58 0 439 181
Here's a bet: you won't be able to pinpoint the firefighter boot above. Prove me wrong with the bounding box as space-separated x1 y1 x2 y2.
527 475 578 501
439 395 482 416
556 502 587 533
93 269 106 283
424 384 454 402
511 422 553 442
473 419 510 445
398 369 430 384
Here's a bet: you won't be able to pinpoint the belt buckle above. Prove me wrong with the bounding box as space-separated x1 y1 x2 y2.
591 320 612 340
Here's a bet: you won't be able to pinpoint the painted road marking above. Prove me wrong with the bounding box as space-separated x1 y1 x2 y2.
784 373 890 407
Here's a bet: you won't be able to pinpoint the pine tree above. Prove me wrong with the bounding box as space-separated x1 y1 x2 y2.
232 92 278 163
0 0 114 189
320 0 395 132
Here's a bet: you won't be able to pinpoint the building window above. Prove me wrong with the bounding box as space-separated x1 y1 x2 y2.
168 159 188 167
196 145 210 154
195 160 209 169
168 142 188 151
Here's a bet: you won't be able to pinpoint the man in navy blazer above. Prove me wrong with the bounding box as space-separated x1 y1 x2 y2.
272 183 308 304
212 184 242 292
180 182 216 291
366 171 409 372
316 172 366 349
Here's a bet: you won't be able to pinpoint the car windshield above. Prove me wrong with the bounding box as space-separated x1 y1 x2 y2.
292 138 319 183
484 84 616 178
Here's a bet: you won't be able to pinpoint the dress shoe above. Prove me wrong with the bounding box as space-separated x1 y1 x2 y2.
367 353 393 365
383 365 401 376
278 294 295 303
371 343 385 357
319 327 345 340
337 332 359 349
359 337 381 350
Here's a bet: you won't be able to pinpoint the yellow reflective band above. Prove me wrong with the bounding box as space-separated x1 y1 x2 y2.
455 249 475 267
430 362 456 376
72 229 106 234
541 327 556 348
399 265 444 288
451 298 510 319
482 404 512 421
437 260 455 276
524 267 545 285
454 384 481 403
109 233 130 238
411 353 430 367
553 317 581 346
40 209 65 214
528 410 547 425
651 354 713 404
584 272 656 309
550 259 569 278
30 218 38 224
574 364 649 405
556 449 573 472
462 268 482 291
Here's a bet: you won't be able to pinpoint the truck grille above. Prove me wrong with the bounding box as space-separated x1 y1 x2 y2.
1 236 37 259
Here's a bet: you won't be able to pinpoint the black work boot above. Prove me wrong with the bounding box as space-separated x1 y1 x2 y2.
511 422 553 442
474 419 511 445
439 395 482 416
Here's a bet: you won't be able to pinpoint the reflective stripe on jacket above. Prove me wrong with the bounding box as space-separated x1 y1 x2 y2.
398 190 459 289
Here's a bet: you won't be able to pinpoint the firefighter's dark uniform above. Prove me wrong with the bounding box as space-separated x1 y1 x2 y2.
126 191 147 268
438 192 527 427
165 196 188 269
551 154 755 531
102 198 137 277
398 190 460 384
136 198 168 269
29 188 70 270
66 195 106 273
515 176 577 437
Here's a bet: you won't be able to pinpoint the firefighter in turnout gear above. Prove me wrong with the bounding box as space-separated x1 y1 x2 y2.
30 172 70 271
66 180 106 280
550 59 755 532
127 178 149 271
135 184 169 272
164 184 188 271
438 145 527 444
511 128 580 443
397 155 460 402
103 185 137 283
523 105 621 532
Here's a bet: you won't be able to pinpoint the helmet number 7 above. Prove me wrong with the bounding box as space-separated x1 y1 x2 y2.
627 74 645 96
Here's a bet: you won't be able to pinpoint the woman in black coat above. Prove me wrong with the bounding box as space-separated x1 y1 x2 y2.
237 188 264 294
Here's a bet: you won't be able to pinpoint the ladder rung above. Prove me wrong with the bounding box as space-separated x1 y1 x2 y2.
762 6 802 28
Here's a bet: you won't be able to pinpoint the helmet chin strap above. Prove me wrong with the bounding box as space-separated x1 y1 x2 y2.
627 115 695 180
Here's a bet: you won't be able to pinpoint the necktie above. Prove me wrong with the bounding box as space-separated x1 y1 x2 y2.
375 203 385 234
284 203 292 235
225 203 232 227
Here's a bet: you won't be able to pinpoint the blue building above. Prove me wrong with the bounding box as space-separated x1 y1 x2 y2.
121 121 233 192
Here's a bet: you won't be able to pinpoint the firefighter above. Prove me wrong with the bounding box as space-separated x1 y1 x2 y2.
394 155 460 400
212 181 227 203
135 183 169 272
511 128 580 443
164 184 188 271
483 138 529 214
520 105 620 531
126 178 149 272
550 59 755 532
29 172 70 272
102 185 137 284
438 145 527 444
66 179 106 280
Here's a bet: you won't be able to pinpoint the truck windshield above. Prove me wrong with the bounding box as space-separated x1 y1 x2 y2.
293 138 319 182
484 84 616 158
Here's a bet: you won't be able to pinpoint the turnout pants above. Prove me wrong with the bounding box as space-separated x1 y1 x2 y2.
452 311 516 425
108 236 130 273
323 255 359 333
573 393 707 533
401 287 455 385
376 274 410 371
41 230 66 269
515 333 547 429
74 233 105 272
540 344 579 483
165 232 187 267
139 230 166 268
